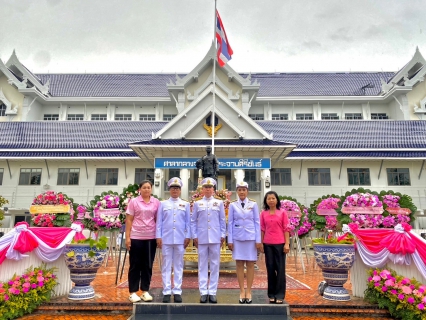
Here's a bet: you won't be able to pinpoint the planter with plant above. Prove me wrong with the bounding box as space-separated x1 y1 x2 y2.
313 228 356 301
63 236 108 300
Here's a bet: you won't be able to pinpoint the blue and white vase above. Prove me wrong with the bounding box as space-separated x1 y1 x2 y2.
63 244 107 300
313 243 356 301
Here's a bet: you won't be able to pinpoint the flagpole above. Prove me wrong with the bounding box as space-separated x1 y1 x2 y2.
211 0 217 155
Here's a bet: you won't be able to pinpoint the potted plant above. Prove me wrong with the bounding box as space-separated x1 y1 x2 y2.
312 228 356 301
63 236 108 300
0 195 9 228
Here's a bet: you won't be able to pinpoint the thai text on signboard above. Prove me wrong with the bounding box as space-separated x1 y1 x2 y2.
155 158 271 169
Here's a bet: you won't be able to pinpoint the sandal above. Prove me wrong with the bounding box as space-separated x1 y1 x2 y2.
269 298 276 303
276 299 283 304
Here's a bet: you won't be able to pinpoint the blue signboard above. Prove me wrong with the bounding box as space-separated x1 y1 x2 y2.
155 158 271 169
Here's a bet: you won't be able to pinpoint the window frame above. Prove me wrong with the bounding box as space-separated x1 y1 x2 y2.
91 114 108 121
43 114 60 121
345 113 363 120
95 168 119 185
19 168 42 185
67 114 85 121
135 168 155 184
139 114 156 121
57 168 80 185
271 168 292 186
321 113 339 120
271 113 289 120
308 168 331 186
115 114 133 121
347 168 371 186
0 168 3 185
296 113 313 120
386 168 411 186
0 103 6 117
163 114 176 121
371 113 389 120
248 114 265 120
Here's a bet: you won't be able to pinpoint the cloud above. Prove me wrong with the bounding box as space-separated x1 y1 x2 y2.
33 51 51 68
329 27 353 43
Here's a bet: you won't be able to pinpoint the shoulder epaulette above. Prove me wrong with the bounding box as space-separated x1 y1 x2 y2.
214 196 222 200
181 198 189 202
231 199 238 203
249 198 256 202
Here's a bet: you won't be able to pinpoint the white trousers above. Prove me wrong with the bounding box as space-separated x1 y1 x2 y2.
161 244 185 295
197 243 221 295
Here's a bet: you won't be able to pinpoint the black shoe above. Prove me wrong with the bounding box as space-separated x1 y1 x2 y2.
239 298 246 304
200 295 208 303
209 295 217 303
174 294 182 303
162 295 171 303
245 298 252 304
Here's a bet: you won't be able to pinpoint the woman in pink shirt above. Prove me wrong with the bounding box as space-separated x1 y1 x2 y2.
260 191 290 304
125 180 160 303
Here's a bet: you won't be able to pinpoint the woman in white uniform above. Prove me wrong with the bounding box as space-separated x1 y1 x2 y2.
227 181 261 304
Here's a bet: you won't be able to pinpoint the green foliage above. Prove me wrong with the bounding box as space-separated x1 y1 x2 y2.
0 264 58 320
71 236 108 257
0 195 9 227
312 236 355 245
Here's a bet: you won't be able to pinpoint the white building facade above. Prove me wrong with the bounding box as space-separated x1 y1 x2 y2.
1 45 426 227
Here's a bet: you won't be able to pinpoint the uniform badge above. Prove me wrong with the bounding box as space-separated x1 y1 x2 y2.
213 202 219 207
179 203 185 208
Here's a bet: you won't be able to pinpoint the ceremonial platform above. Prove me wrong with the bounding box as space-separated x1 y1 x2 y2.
19 252 394 320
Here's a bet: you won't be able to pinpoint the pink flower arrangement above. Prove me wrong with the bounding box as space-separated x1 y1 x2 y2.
366 268 426 319
382 195 400 208
31 213 56 227
76 204 88 220
280 199 301 212
343 192 382 208
325 215 338 230
94 194 120 211
298 211 314 237
317 197 340 210
349 213 384 228
93 213 122 230
32 190 71 206
0 266 57 318
280 199 302 237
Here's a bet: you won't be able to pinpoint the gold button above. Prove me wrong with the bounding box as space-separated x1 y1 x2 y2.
208 220 210 222
173 227 176 229
208 227 211 229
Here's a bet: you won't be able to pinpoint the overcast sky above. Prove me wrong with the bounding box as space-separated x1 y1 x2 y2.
1 0 426 74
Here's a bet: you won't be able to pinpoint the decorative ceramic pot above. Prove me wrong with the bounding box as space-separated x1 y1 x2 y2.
63 244 107 300
313 243 356 301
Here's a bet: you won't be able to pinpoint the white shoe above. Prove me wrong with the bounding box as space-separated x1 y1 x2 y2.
129 292 141 303
141 291 153 302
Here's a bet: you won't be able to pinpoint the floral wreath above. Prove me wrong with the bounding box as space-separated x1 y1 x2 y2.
30 191 76 227
379 190 417 228
278 196 309 238
85 191 122 231
119 183 140 212
308 194 341 232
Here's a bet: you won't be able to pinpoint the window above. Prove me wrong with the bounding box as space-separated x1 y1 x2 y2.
169 169 181 179
115 114 132 121
91 114 107 121
387 168 411 186
67 114 84 120
249 114 264 120
95 168 118 185
296 113 313 120
371 113 389 120
57 168 80 185
139 114 156 121
347 168 370 186
308 168 331 186
345 113 363 120
163 114 176 121
135 168 155 184
43 114 59 121
321 113 339 120
19 169 42 185
271 168 292 186
0 103 6 116
0 168 3 185
272 114 288 120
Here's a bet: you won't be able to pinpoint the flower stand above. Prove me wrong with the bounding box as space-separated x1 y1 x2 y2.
63 243 107 300
313 243 356 301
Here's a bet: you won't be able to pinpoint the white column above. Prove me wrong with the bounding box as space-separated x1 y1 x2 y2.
180 169 190 200
154 169 164 199
260 169 271 198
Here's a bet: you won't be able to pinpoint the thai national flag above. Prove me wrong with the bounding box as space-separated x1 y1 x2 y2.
215 10 233 67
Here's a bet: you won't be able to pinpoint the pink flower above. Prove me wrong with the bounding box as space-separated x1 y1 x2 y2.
4 294 9 301
31 283 37 289
384 279 394 287
23 287 29 293
390 289 398 295
22 282 31 288
401 278 411 285
37 276 44 282
381 286 388 292
380 270 391 279
38 281 44 287
398 294 405 300
372 275 381 282
422 296 426 303
418 303 425 310
407 297 415 304
368 277 373 282
402 286 413 294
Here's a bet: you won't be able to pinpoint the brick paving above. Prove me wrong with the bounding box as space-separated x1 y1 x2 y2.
19 250 392 319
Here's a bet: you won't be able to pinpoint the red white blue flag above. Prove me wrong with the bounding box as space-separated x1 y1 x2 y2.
215 10 233 67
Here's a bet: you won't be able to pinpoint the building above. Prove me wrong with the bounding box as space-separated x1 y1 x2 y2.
1 45 426 227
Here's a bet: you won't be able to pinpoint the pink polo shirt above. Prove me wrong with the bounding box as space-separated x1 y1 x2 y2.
260 209 289 245
126 196 160 240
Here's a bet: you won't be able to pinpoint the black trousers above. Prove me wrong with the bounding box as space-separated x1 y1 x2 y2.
128 238 157 293
263 243 286 299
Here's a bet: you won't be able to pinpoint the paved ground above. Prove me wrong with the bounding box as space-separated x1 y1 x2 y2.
19 250 392 319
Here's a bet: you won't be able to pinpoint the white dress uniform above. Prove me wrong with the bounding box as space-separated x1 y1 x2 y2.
190 178 226 296
227 191 261 261
156 178 191 296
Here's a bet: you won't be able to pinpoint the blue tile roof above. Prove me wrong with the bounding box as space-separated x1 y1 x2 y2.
0 121 425 154
257 120 426 149
0 151 138 158
35 72 395 97
0 121 166 149
287 151 426 158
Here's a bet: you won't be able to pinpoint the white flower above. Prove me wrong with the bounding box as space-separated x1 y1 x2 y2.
110 217 115 222
101 200 107 205
100 214 105 219
99 207 104 210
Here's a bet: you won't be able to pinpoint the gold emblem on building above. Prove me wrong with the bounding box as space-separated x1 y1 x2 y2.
203 123 222 137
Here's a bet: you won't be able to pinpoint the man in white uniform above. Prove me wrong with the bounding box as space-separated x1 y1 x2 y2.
191 178 226 303
156 177 191 303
